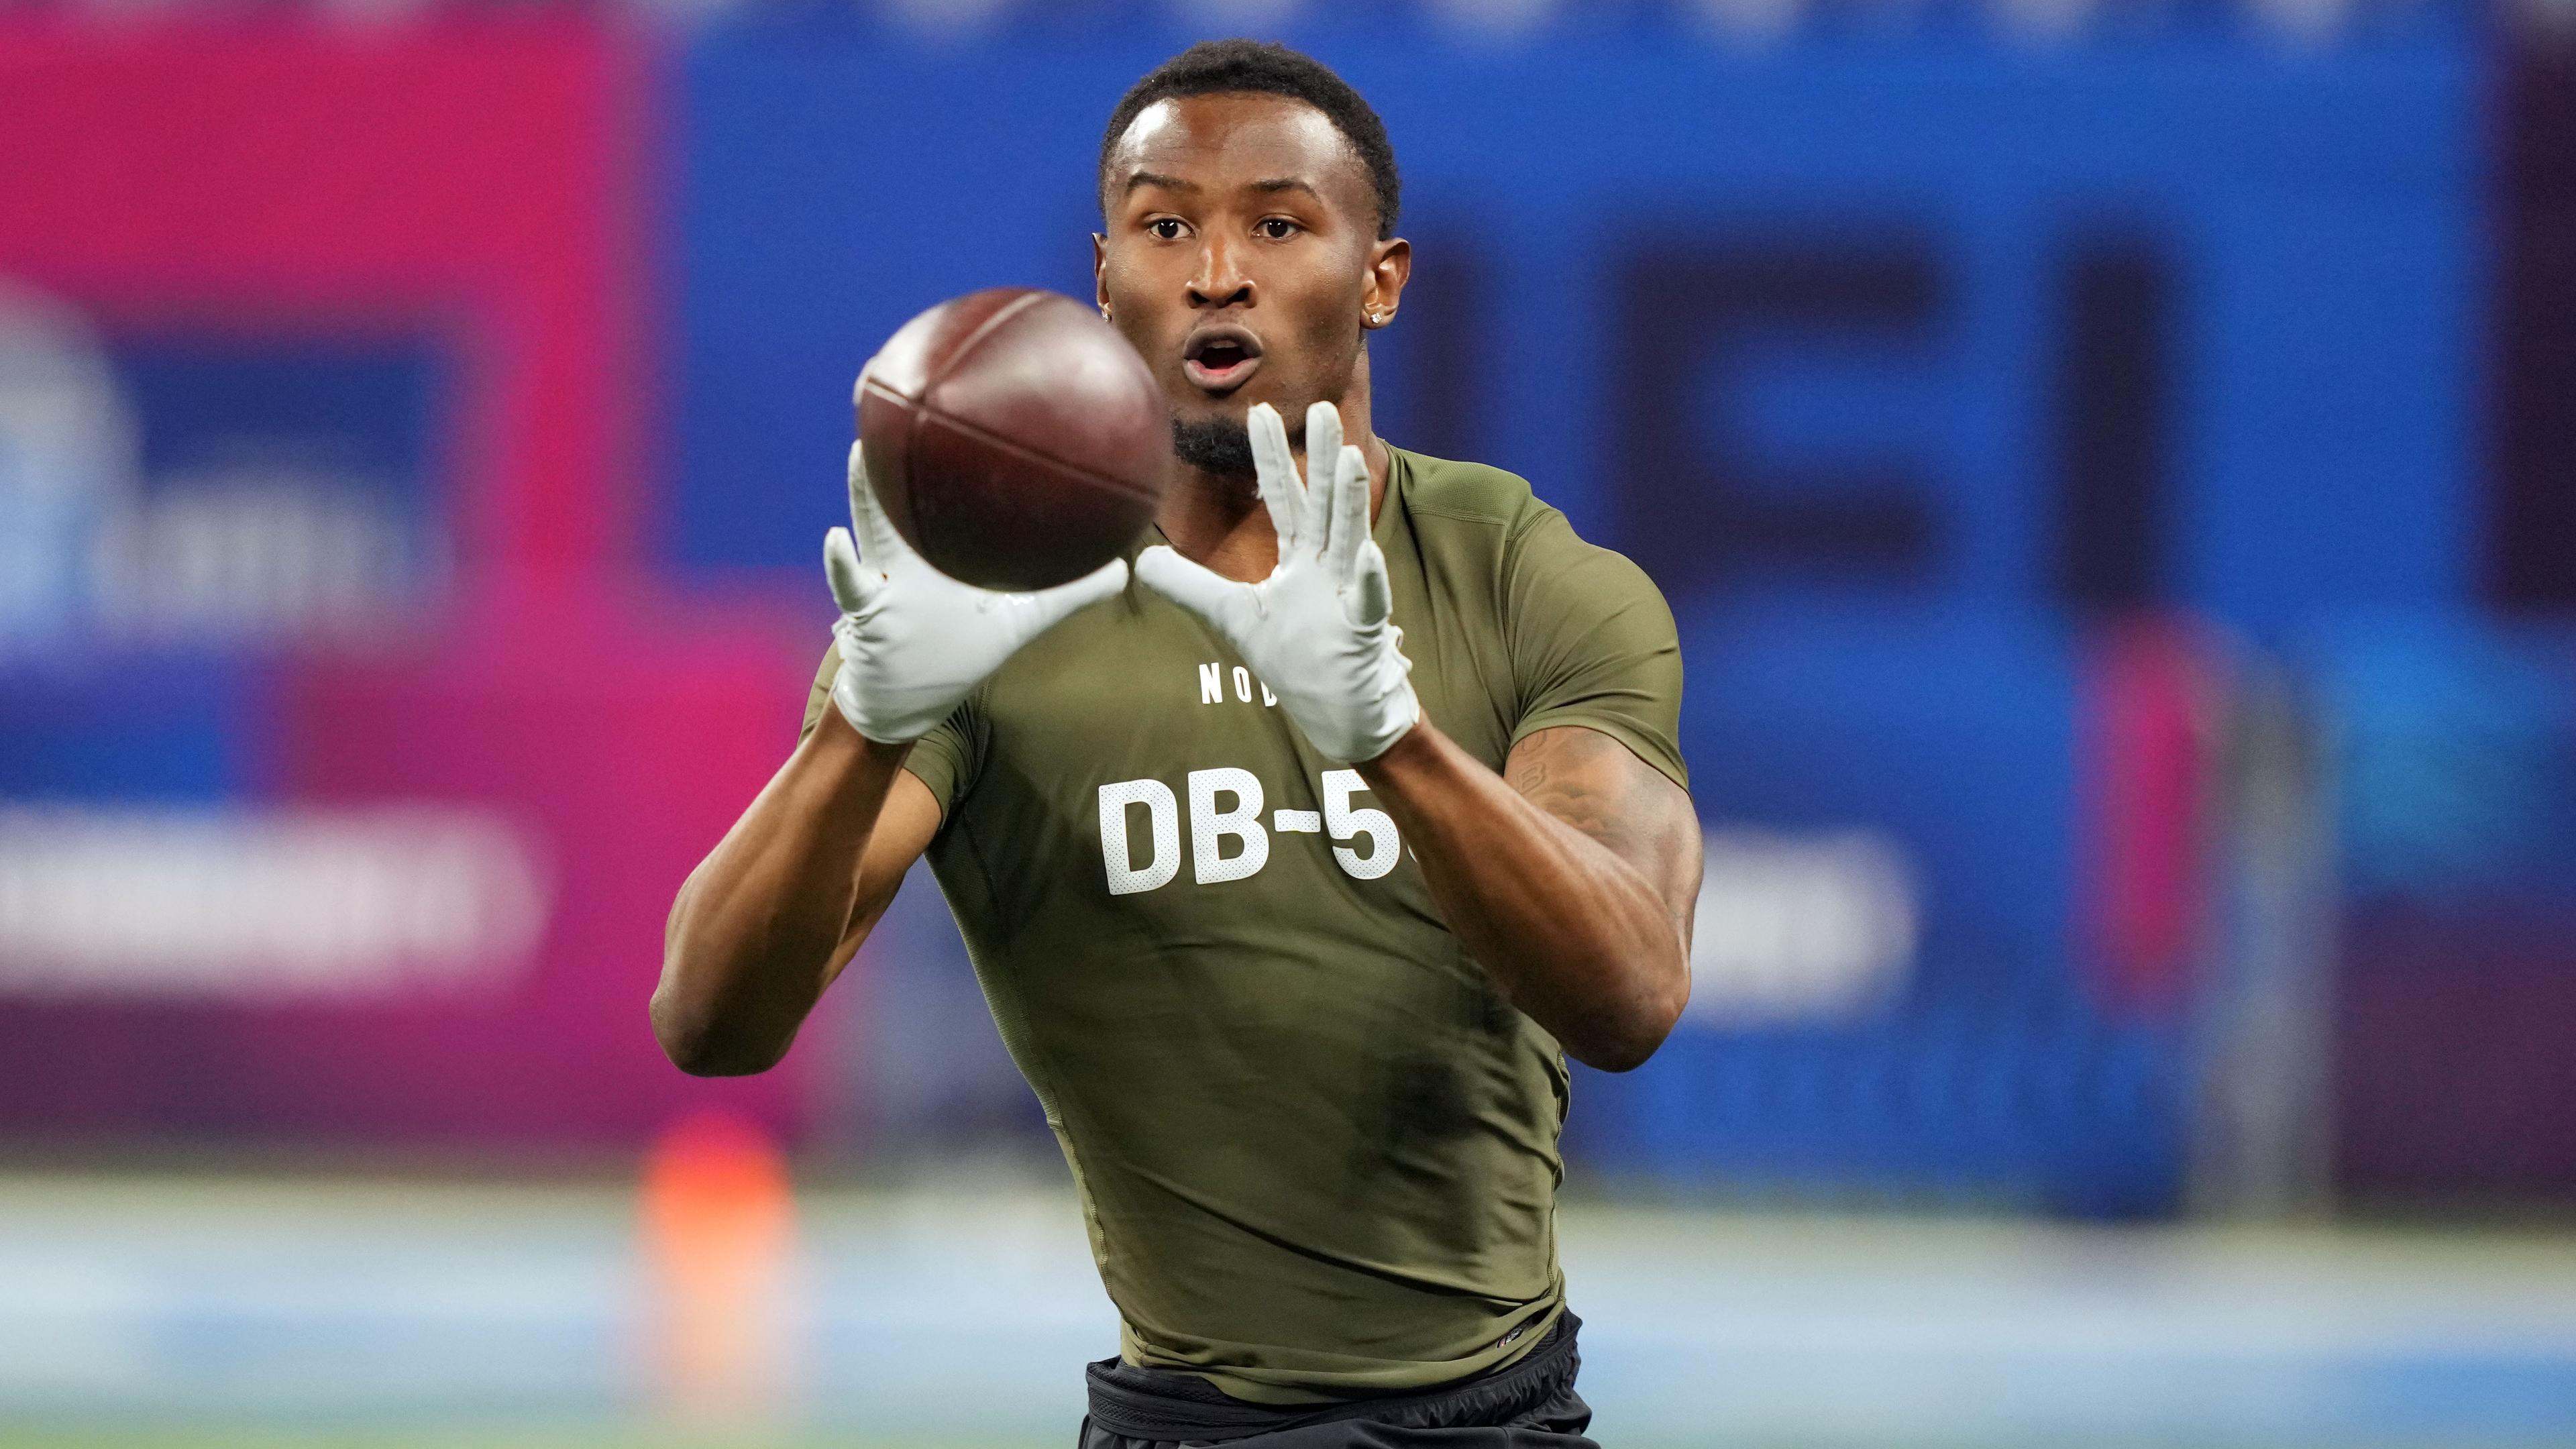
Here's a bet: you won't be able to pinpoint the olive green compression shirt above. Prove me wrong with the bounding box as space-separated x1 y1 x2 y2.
801 445 1686 1403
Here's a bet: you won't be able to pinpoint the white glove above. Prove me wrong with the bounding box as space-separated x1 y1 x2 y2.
824 442 1127 744
1134 401 1419 765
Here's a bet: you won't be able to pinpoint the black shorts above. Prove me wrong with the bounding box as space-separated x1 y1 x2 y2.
1077 1312 1598 1448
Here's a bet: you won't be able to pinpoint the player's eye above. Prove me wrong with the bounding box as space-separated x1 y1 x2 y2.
1256 217 1301 240
1147 218 1187 240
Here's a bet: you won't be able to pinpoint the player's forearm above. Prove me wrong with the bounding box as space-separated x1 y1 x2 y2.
1357 719 1688 1072
654 711 910 1076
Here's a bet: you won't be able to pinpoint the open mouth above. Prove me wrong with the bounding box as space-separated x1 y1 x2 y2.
1181 325 1265 394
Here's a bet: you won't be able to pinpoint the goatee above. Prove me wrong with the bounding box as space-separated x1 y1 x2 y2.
1171 409 1307 480
1171 415 1254 479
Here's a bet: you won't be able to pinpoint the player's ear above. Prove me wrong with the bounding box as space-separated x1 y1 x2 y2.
1362 237 1410 331
1093 233 1111 318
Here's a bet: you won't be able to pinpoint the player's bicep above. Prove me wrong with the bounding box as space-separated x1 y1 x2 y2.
1506 726 1703 949
821 767 943 986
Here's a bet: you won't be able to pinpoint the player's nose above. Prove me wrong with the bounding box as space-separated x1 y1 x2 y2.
1185 235 1254 311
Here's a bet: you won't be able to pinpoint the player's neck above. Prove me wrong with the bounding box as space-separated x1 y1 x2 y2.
1160 427 1391 584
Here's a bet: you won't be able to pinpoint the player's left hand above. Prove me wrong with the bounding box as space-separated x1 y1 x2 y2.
1134 400 1420 765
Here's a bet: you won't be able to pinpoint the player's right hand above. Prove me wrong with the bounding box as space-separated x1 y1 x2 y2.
823 442 1127 744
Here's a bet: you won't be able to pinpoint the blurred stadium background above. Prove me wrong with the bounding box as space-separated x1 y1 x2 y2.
5 0 2576 1444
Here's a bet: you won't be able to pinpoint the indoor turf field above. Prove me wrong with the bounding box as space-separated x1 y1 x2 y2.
4 1171 2571 1449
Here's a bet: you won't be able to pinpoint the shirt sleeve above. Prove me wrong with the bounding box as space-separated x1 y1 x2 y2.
797 641 983 823
1501 509 1689 791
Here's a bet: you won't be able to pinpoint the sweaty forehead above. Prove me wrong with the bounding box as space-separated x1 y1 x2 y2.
1110 93 1373 218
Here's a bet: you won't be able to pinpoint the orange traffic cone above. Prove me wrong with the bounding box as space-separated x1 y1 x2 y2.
640 1109 797 1426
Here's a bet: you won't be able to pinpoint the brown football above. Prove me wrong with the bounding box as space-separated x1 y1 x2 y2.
855 288 1169 590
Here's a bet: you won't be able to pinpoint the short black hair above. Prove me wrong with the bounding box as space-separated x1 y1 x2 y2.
1099 40 1401 241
